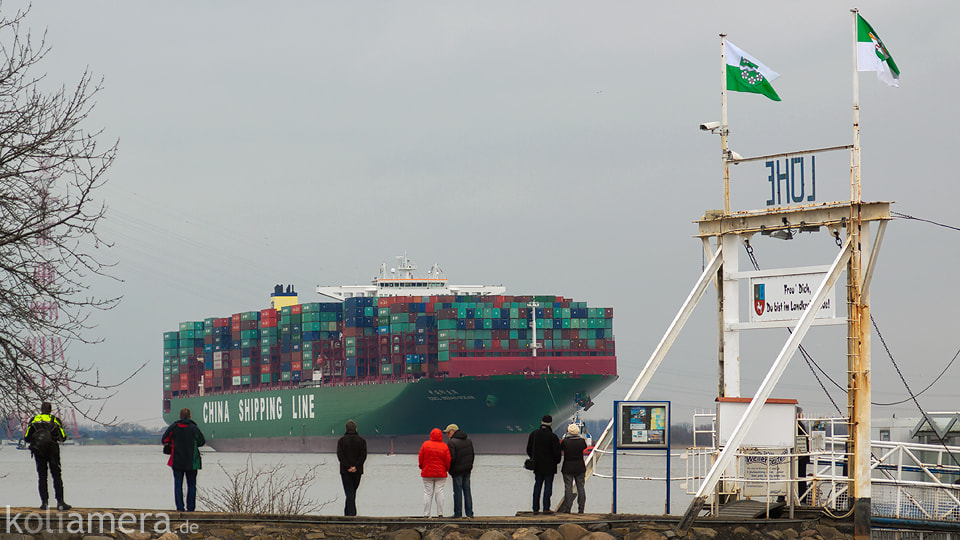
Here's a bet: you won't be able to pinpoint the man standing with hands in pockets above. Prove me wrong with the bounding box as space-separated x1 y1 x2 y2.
445 423 475 518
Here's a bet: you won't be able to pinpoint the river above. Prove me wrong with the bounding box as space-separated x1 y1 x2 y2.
0 444 693 516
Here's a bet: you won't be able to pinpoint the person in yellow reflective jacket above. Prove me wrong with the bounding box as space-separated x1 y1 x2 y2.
24 402 71 511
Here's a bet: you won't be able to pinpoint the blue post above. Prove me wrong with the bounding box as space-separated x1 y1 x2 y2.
612 402 619 514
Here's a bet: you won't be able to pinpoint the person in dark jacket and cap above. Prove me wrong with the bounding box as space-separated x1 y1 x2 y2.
337 419 367 516
161 408 205 512
445 423 475 518
526 414 562 514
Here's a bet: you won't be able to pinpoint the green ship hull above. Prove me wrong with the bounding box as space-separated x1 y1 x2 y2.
164 373 616 454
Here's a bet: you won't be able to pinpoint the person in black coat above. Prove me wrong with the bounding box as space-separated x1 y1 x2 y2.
526 414 562 514
558 423 588 513
161 408 206 512
336 419 367 516
445 423 475 518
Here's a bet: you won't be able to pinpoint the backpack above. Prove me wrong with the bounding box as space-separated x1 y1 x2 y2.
29 420 57 456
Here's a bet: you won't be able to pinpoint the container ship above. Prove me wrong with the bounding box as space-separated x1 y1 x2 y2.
162 256 617 454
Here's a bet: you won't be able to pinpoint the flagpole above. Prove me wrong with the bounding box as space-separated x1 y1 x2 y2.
851 9 861 203
850 9 872 540
720 34 730 214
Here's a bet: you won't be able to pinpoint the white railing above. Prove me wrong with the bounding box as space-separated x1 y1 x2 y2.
684 414 960 524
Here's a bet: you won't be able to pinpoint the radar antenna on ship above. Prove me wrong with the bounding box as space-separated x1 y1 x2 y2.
395 253 416 279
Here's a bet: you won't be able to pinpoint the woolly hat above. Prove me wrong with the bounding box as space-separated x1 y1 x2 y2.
445 424 459 433
567 423 581 435
541 415 552 426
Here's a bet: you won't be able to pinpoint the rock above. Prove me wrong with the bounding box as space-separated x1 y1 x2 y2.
390 530 423 540
781 530 799 540
458 528 486 539
627 531 667 540
813 525 842 540
586 524 610 533
765 531 784 540
209 528 239 538
689 528 717 539
121 532 154 540
477 530 509 540
799 531 819 538
512 528 541 540
557 523 590 540
538 529 564 540
583 533 616 540
306 533 327 540
158 533 181 540
609 528 631 538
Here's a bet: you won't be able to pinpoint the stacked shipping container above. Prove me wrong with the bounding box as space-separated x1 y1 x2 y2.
163 295 614 399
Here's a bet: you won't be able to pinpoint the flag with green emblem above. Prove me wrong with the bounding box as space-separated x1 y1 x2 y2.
724 40 781 101
857 13 900 87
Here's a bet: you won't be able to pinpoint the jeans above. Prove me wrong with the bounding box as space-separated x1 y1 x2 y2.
559 472 585 513
173 468 198 512
532 473 554 513
422 477 445 517
451 473 473 517
340 472 362 516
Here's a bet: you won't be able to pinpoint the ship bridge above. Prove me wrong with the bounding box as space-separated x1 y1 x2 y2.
315 254 505 301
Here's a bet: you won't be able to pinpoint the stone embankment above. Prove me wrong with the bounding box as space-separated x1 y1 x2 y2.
0 508 855 540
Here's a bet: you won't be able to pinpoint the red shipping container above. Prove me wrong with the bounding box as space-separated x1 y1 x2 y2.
291 304 302 315
232 367 241 377
261 318 277 328
291 351 302 361
260 308 277 318
231 322 241 332
232 313 241 323
291 361 302 371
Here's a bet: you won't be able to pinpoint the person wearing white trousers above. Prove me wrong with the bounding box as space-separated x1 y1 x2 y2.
418 428 451 517
422 477 446 517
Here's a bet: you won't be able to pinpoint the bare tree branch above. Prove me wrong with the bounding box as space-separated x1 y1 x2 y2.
0 4 138 427
197 455 334 515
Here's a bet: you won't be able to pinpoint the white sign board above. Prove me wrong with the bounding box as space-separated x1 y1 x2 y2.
749 271 836 323
741 447 790 497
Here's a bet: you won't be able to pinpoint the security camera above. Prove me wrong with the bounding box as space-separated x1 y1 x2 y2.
699 121 721 131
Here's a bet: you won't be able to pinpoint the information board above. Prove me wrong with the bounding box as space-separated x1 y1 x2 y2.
616 401 670 449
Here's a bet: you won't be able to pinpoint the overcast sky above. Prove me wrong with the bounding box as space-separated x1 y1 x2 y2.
9 1 959 430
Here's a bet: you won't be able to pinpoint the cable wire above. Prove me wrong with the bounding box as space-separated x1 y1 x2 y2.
893 212 960 232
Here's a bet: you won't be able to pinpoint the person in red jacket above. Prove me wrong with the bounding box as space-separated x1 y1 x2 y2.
418 427 451 517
